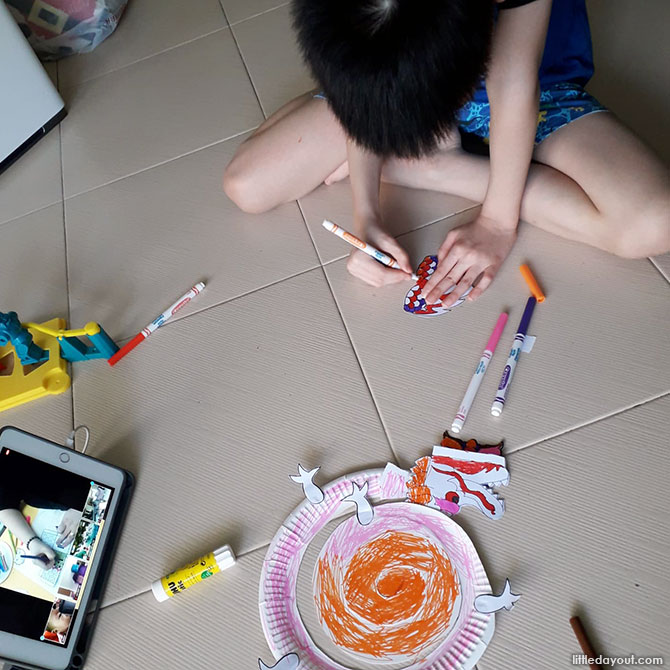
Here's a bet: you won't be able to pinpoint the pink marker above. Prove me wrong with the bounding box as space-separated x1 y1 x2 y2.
451 312 508 434
108 282 205 366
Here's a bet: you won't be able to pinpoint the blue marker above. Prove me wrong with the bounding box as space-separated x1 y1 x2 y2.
491 297 537 417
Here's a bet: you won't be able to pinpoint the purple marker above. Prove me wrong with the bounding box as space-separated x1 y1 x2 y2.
491 297 537 417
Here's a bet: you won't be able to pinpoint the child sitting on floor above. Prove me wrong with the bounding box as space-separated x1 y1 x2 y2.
224 0 669 305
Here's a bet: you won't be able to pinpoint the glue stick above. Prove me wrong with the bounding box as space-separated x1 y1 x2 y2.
151 545 235 602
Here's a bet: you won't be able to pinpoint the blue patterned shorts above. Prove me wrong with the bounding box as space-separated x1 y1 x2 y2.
457 82 607 146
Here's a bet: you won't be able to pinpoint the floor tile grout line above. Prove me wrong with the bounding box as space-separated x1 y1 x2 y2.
296 199 329 267
396 203 481 240
225 7 268 119
294 199 399 465
508 390 670 457
227 2 291 28
318 264 401 466
0 199 65 230
133 262 324 338
98 542 271 610
58 26 230 94
61 126 259 201
56 3 293 93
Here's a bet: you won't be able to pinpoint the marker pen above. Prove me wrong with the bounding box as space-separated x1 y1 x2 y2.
491 297 537 417
451 312 508 433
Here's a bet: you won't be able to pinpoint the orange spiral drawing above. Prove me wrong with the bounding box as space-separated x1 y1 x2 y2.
314 514 460 663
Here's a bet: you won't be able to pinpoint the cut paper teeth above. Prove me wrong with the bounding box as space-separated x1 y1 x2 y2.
342 481 374 526
290 465 324 504
258 653 300 670
403 255 472 317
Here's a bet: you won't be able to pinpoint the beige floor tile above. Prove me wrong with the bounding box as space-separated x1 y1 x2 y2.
64 134 318 342
72 268 393 604
86 548 269 669
301 178 477 264
323 212 670 462
471 395 670 669
60 29 263 197
0 204 73 437
0 204 68 324
58 0 228 89
233 4 314 116
222 0 288 26
0 127 62 226
651 254 670 283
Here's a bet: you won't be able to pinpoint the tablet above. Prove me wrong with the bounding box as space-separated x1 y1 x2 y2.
0 427 133 670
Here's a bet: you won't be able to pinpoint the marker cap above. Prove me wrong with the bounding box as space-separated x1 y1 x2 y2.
151 578 170 602
213 544 236 571
519 265 545 303
450 420 463 434
491 401 503 417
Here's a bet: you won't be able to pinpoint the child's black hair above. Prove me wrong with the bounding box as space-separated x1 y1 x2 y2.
292 0 495 158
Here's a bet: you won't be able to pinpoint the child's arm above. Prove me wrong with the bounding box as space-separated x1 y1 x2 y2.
423 0 552 305
346 139 413 286
0 508 56 569
483 0 551 228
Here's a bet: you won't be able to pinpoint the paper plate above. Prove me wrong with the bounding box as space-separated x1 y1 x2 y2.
259 469 494 670
0 541 14 585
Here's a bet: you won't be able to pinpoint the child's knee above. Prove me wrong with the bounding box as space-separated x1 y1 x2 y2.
223 157 271 215
610 196 670 258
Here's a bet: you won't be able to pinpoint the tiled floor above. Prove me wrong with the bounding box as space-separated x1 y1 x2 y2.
1 2 668 669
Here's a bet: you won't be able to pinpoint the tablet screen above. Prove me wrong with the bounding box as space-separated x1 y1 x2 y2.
0 447 114 648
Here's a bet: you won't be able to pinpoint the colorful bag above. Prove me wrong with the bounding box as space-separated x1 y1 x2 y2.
6 0 129 61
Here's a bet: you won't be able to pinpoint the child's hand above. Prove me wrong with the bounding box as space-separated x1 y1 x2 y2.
346 223 413 287
56 508 81 548
30 539 56 570
423 215 517 305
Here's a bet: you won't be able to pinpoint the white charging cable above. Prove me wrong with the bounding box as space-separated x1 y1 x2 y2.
65 425 91 454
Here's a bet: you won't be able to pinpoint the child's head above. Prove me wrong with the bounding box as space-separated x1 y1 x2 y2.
292 0 494 157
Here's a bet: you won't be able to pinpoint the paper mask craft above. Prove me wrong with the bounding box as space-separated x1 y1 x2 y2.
260 469 498 670
382 434 509 520
404 255 472 316
258 653 299 670
290 465 324 505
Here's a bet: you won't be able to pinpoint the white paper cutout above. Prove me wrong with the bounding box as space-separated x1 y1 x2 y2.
474 579 521 613
258 653 299 670
342 481 374 525
290 465 324 504
521 335 536 353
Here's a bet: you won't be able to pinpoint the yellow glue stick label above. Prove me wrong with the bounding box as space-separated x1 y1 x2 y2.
160 551 221 598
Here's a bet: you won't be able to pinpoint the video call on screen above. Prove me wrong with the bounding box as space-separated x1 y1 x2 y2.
0 448 113 646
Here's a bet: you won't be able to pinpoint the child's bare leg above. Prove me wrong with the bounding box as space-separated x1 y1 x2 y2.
532 112 669 257
383 113 669 258
224 94 347 213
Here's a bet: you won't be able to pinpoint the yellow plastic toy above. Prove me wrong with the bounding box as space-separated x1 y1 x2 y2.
0 312 118 413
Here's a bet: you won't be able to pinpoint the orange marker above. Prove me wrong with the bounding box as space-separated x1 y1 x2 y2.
519 264 545 302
